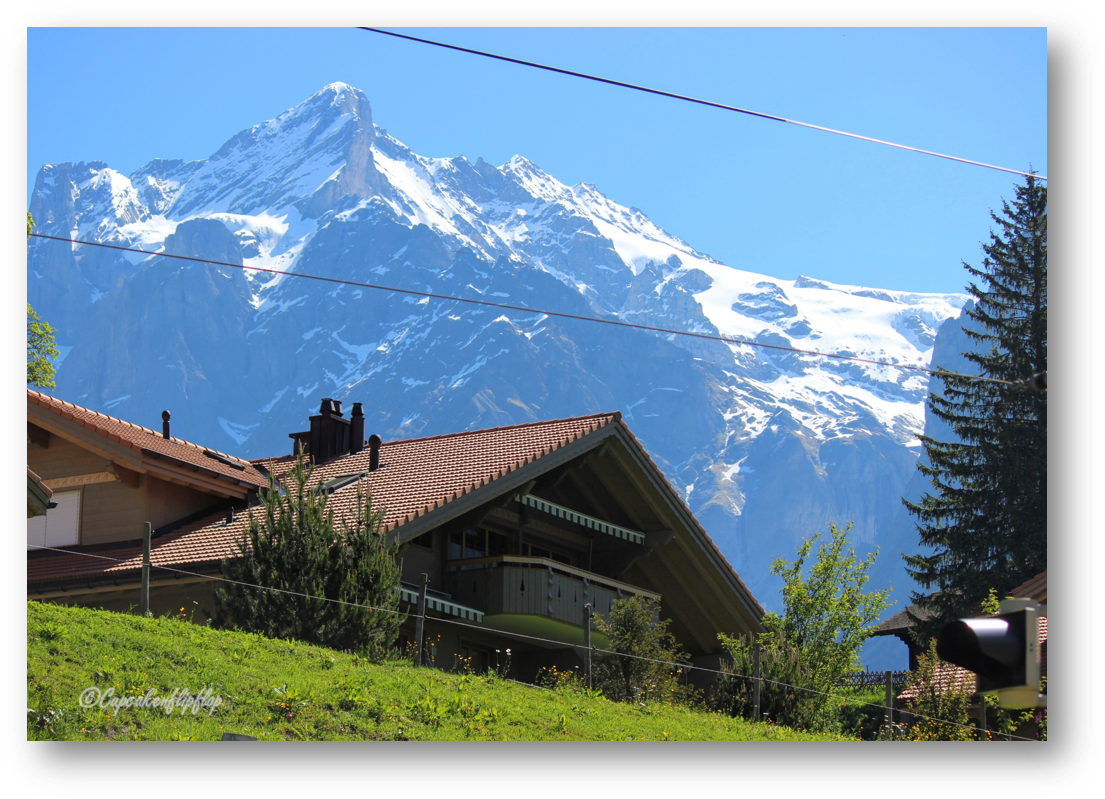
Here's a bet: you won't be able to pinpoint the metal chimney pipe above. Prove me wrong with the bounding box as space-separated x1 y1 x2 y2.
350 402 365 454
161 410 171 440
368 434 382 471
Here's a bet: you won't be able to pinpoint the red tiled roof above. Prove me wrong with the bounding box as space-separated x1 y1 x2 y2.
258 411 619 532
27 389 268 488
28 509 236 586
1010 570 1047 602
29 412 619 586
896 661 977 702
27 409 761 619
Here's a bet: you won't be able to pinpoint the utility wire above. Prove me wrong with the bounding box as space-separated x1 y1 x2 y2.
29 233 1039 390
418 610 1037 741
356 27 1046 183
27 543 1037 740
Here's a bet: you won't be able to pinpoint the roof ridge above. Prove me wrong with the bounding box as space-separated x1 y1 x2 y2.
609 415 763 617
372 410 621 449
28 388 252 466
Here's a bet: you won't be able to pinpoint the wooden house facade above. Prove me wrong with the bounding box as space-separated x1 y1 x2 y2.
28 393 764 685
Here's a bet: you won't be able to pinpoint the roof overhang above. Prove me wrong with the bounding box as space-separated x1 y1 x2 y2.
27 469 53 518
27 404 257 500
388 419 764 652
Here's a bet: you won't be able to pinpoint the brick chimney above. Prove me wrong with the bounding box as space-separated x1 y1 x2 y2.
289 398 357 464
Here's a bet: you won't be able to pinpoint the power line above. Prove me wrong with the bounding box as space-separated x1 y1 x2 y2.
356 27 1046 183
29 232 1029 388
27 543 1037 740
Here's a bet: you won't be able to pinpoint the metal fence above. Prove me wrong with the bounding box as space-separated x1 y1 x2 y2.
838 670 910 689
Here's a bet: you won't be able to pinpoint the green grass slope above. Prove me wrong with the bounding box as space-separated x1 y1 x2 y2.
27 602 847 741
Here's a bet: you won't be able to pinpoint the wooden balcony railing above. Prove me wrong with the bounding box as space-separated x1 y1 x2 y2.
445 555 658 628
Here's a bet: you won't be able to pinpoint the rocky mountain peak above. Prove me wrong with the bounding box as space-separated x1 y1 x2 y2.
28 85 971 665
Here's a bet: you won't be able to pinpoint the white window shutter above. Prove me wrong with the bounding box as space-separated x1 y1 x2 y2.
46 491 81 546
26 514 46 550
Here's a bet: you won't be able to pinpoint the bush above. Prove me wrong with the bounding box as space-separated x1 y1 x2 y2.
592 596 698 706
903 638 974 741
712 631 819 730
833 687 888 741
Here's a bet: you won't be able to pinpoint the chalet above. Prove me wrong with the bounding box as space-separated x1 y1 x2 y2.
27 389 269 611
28 392 764 684
871 603 937 671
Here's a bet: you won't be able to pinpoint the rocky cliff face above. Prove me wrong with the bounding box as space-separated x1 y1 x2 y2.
27 84 969 662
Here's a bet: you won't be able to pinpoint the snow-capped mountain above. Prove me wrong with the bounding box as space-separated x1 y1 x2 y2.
28 84 968 660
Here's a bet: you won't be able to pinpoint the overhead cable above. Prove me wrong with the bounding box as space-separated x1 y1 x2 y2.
356 27 1045 182
27 543 1036 740
29 233 1033 388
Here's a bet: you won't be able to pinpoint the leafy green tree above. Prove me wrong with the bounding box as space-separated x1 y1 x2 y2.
27 304 59 389
592 595 695 704
213 453 404 654
26 213 60 390
761 522 891 724
903 175 1047 640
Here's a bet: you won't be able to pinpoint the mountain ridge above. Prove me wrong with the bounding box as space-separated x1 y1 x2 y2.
28 84 969 666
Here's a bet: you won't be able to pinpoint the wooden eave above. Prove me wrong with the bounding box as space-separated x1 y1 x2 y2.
595 423 765 637
27 405 251 500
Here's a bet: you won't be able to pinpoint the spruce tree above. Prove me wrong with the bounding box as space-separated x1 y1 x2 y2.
213 453 404 653
903 175 1047 641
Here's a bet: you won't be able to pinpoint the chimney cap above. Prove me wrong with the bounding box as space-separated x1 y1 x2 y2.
351 402 364 417
161 410 171 422
368 434 383 449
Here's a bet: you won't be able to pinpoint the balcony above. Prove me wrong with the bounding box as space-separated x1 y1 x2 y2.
445 555 658 636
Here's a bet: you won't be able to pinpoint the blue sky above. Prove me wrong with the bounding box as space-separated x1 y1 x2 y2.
27 27 1046 296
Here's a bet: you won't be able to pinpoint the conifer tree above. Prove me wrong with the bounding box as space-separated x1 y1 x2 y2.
214 453 404 653
903 175 1047 640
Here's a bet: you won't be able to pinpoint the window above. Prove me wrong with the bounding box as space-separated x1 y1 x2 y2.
27 490 80 549
523 541 575 567
449 527 507 560
464 528 486 559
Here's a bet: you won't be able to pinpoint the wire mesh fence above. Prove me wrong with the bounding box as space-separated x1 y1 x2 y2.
837 670 910 689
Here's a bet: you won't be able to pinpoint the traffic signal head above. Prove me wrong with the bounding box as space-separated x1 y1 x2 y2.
937 614 1027 692
935 599 1044 708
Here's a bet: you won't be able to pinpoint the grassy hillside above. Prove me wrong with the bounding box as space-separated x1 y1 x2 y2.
27 602 848 741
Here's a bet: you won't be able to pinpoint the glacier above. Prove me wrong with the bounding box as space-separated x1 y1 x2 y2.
27 83 972 667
